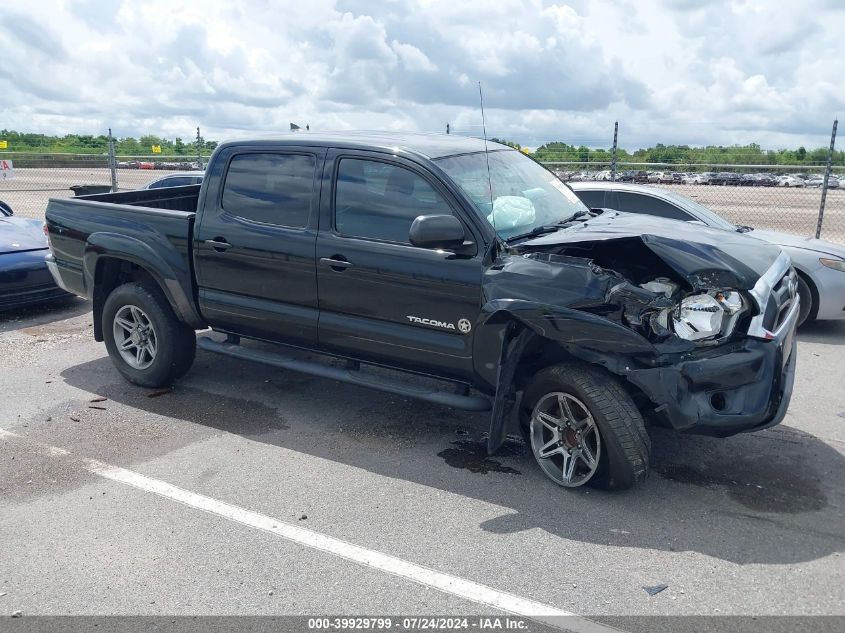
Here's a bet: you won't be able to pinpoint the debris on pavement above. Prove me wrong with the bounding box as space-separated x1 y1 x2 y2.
11 610 22 618
299 514 307 521
69 415 80 422
147 388 172 398
88 405 107 410
643 584 669 596
89 396 107 403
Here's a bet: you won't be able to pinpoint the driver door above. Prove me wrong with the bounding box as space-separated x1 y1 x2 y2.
315 151 483 380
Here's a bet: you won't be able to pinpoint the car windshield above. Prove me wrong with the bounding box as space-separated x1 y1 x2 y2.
435 149 589 240
658 189 738 231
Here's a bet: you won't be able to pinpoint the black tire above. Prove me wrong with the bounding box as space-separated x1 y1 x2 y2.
796 274 814 328
522 363 650 490
102 282 196 388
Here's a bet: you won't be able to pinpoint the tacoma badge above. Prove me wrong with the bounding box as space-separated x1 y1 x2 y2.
406 315 456 330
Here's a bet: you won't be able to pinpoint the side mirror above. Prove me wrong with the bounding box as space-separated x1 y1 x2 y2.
409 215 466 250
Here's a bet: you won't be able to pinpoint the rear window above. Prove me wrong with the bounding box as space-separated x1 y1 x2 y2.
222 153 316 228
617 192 692 221
575 189 621 210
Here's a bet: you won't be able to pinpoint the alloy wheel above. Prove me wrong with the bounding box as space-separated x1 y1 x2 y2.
530 391 601 487
112 304 157 370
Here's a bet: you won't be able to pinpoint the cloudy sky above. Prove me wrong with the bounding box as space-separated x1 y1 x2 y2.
0 0 842 150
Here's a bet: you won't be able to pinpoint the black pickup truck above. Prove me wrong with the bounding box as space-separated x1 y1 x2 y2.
45 132 799 490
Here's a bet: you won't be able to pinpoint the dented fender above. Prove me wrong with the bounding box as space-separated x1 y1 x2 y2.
473 251 664 390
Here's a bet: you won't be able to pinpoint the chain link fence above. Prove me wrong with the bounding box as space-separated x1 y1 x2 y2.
542 161 845 243
0 152 205 219
1 126 843 244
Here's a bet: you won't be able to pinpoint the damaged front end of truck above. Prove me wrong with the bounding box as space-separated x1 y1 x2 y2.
479 215 800 453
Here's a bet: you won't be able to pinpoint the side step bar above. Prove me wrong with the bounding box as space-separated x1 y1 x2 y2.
197 337 492 412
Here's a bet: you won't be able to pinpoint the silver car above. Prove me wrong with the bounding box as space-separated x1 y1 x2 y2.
141 171 205 190
570 181 845 326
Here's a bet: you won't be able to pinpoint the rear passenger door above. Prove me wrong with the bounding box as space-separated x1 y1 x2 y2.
194 146 326 345
315 151 483 380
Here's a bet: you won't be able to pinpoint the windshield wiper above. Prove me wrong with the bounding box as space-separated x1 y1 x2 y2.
567 209 590 222
505 211 590 243
505 225 562 243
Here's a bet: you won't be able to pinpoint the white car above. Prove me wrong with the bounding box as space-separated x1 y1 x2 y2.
778 175 806 187
570 181 845 326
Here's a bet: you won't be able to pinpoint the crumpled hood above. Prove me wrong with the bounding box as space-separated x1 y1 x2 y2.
521 210 782 289
0 216 48 254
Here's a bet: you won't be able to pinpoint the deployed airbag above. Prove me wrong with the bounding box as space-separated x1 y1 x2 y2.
487 196 536 230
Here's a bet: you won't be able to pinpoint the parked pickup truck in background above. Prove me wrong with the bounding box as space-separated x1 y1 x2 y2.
45 132 800 490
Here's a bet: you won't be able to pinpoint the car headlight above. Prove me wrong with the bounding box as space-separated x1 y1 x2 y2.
669 290 746 342
820 258 845 273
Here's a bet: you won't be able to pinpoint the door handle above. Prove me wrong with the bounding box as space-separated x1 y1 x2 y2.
320 257 354 271
204 238 232 252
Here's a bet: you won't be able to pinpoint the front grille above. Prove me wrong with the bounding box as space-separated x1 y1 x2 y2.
747 252 797 339
762 268 798 332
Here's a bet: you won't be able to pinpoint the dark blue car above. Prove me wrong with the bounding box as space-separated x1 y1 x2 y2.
0 201 70 310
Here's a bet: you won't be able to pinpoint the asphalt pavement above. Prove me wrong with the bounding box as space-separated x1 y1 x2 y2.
1 298 843 631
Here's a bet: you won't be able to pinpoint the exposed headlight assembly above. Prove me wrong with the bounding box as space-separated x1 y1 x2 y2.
820 258 845 273
669 290 746 343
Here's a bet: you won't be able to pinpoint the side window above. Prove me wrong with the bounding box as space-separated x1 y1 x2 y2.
619 193 692 221
222 153 316 228
576 190 620 210
163 176 193 188
334 159 454 243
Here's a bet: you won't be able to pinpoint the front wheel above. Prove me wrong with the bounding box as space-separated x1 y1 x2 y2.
796 274 814 327
523 363 650 490
102 282 196 388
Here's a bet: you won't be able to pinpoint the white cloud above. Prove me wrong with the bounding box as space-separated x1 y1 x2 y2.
0 0 840 149
391 41 437 73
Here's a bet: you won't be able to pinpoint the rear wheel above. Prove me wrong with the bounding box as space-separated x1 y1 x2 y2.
523 363 650 490
103 282 196 388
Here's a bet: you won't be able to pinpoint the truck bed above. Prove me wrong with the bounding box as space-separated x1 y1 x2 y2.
44 185 199 317
79 183 201 214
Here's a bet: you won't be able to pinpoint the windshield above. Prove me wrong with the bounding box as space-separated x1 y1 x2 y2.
658 190 738 231
435 150 589 240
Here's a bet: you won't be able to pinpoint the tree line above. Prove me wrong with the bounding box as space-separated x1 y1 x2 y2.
0 130 218 156
529 141 844 166
1 130 841 165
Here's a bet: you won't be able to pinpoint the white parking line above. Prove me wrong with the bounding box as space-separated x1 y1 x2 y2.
1 428 622 633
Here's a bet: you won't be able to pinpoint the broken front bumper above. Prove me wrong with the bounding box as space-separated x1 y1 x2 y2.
625 298 799 438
